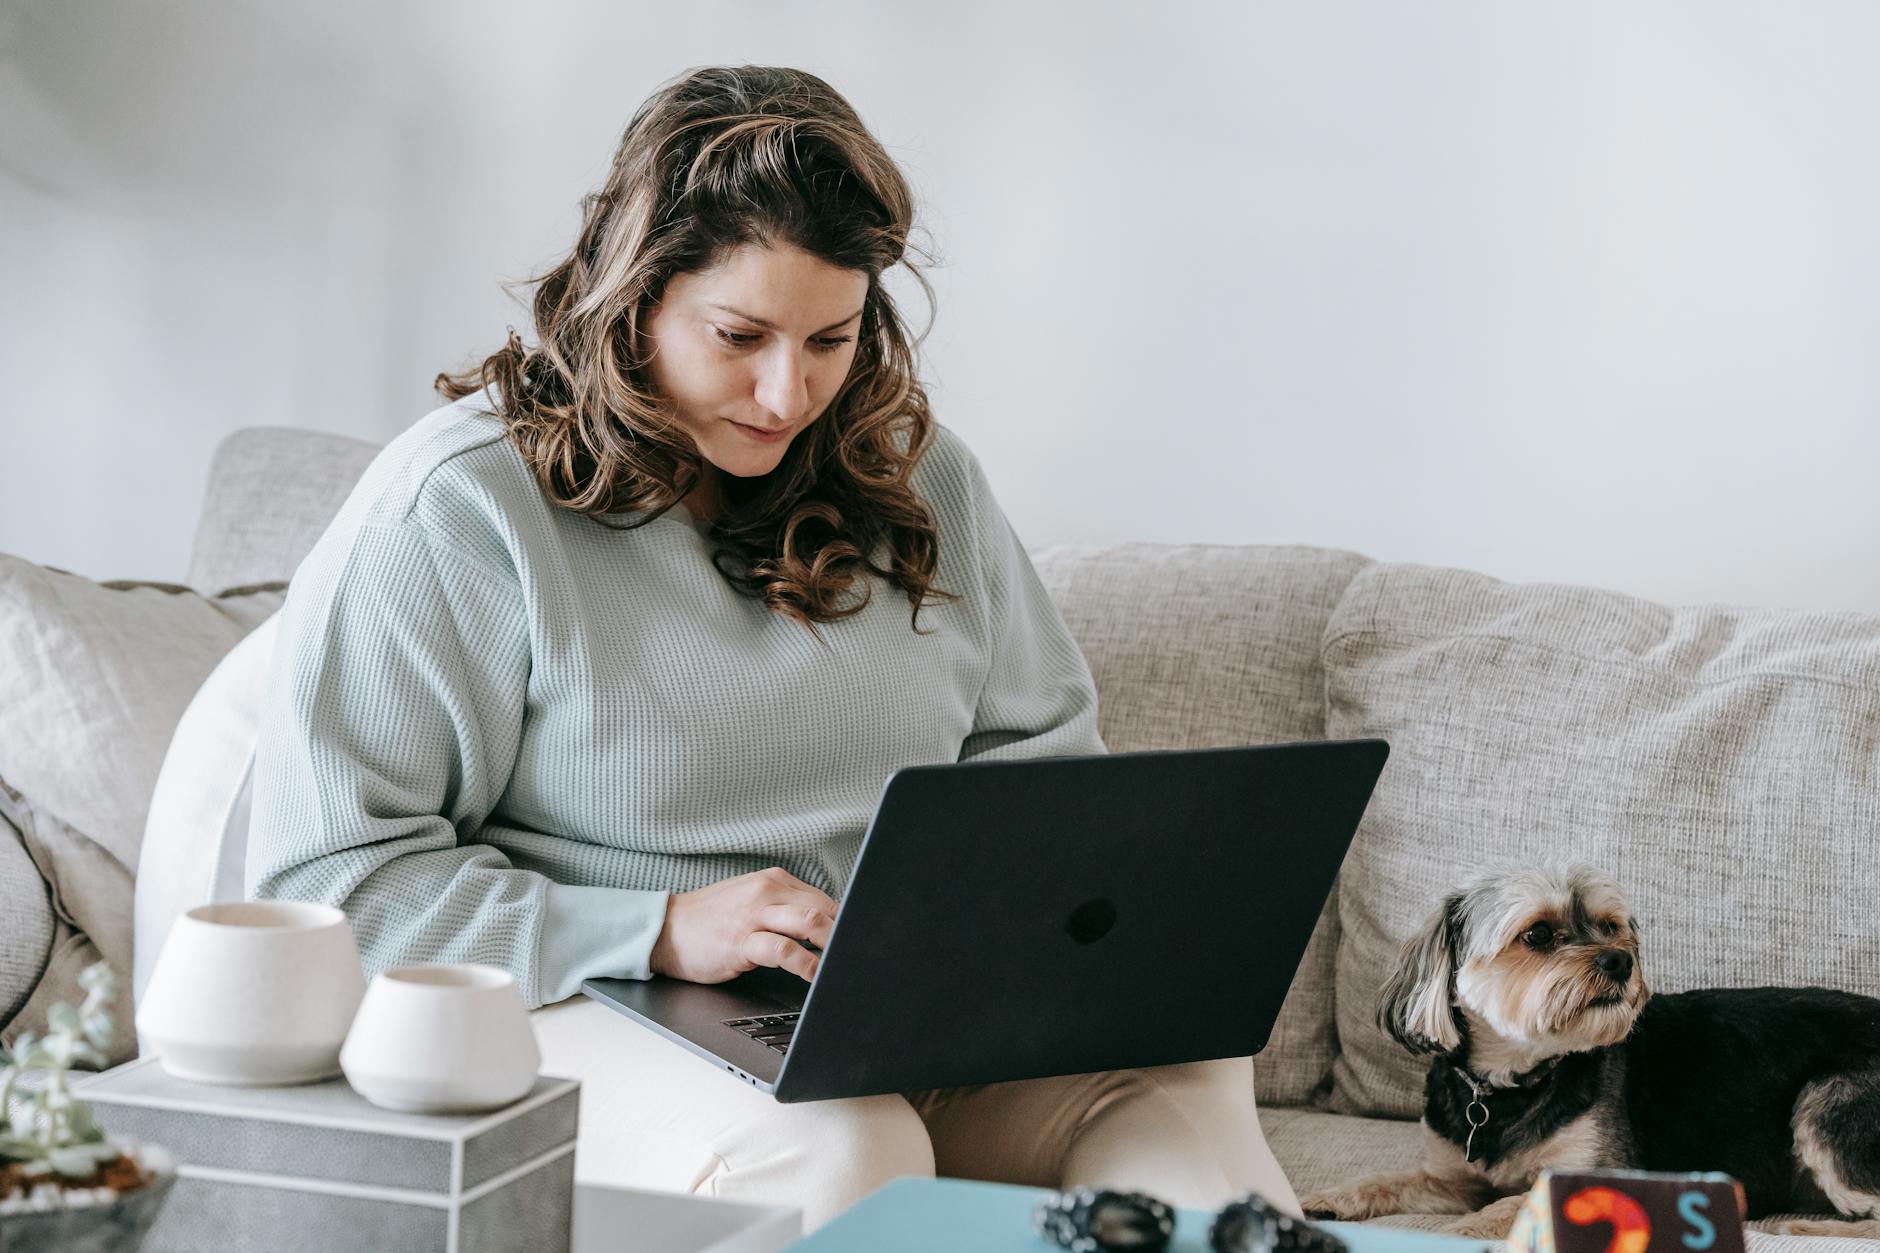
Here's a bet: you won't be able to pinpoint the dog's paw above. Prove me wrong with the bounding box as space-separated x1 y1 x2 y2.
1446 1196 1526 1240
1446 1213 1514 1240
1298 1186 1376 1222
1767 1218 1880 1238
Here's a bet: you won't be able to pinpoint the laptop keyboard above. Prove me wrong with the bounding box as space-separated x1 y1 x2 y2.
723 1013 800 1054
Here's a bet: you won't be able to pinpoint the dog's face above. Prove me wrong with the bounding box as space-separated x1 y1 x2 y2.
1377 864 1650 1060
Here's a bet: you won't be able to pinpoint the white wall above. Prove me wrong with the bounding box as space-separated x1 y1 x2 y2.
4 1 1877 612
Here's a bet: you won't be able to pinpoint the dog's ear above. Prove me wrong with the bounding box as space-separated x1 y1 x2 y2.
1376 891 1464 1055
1627 914 1650 998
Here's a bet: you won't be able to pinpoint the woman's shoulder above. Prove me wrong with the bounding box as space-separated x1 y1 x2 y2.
368 386 531 512
907 418 994 525
319 385 545 575
913 416 974 467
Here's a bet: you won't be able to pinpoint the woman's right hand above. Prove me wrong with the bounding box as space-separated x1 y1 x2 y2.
648 866 839 985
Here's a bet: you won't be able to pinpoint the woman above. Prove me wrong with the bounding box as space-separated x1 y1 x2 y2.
247 64 1301 1231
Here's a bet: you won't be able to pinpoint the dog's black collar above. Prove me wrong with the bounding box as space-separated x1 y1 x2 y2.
1446 1056 1562 1163
1450 1055 1561 1094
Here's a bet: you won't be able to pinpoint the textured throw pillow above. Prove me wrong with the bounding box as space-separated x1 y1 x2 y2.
1030 541 1374 1108
136 612 279 1008
1321 562 1880 1119
0 554 284 1059
0 780 137 1058
0 816 53 1025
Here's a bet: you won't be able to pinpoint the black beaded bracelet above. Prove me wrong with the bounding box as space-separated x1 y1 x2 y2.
1034 1186 1177 1253
1207 1192 1348 1253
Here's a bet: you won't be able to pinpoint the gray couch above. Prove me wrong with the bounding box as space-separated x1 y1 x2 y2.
10 425 1877 1250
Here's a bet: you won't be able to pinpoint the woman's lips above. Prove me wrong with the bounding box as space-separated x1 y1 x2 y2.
728 419 789 443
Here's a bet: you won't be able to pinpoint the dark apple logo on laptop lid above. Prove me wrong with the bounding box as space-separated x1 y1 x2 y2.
1065 898 1117 945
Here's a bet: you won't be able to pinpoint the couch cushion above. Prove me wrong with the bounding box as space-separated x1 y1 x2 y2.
1320 562 1880 1120
0 814 53 1027
1031 542 1373 1107
1259 1108 1868 1250
1259 1106 1428 1198
0 780 138 1063
185 426 381 594
0 553 284 1061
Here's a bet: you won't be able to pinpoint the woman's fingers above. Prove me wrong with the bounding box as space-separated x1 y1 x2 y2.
719 868 839 981
740 928 821 983
754 868 837 920
757 901 836 951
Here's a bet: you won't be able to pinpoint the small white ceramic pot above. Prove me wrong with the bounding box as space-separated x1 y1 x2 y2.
136 901 367 1086
339 964 541 1114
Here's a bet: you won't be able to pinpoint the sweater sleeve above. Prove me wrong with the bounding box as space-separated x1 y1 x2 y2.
956 456 1109 763
245 520 668 1007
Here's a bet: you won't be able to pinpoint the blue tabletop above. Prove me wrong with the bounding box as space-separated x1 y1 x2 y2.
785 1177 1496 1252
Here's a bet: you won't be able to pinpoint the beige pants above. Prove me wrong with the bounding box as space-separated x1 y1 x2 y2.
532 996 1302 1233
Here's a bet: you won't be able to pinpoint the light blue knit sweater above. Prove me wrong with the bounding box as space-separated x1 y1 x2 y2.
246 389 1107 1008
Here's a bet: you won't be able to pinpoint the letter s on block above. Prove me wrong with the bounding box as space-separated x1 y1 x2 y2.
1678 1190 1716 1250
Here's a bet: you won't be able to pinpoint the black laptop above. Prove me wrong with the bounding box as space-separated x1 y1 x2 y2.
582 738 1388 1103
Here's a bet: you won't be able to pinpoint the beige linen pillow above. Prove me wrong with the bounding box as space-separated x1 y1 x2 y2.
0 554 283 1060
0 814 53 1025
1321 562 1880 1119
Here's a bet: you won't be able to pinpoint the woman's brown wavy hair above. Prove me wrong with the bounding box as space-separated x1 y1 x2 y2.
435 65 957 645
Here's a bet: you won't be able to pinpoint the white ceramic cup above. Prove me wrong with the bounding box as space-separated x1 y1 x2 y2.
136 901 367 1086
339 964 541 1114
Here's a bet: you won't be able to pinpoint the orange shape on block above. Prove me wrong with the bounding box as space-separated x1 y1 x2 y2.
1562 1186 1652 1253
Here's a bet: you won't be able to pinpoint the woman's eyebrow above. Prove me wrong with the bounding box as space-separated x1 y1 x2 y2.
708 303 865 335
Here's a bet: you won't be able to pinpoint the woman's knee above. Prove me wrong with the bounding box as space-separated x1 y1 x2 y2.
1131 1055 1259 1111
708 1092 936 1230
815 1093 936 1177
1059 1055 1294 1213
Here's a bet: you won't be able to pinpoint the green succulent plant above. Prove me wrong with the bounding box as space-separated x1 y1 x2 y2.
0 961 123 1183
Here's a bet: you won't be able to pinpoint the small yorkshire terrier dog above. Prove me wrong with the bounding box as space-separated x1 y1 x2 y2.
1299 864 1880 1240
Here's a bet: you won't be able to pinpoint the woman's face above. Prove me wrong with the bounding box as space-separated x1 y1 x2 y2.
643 243 870 509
